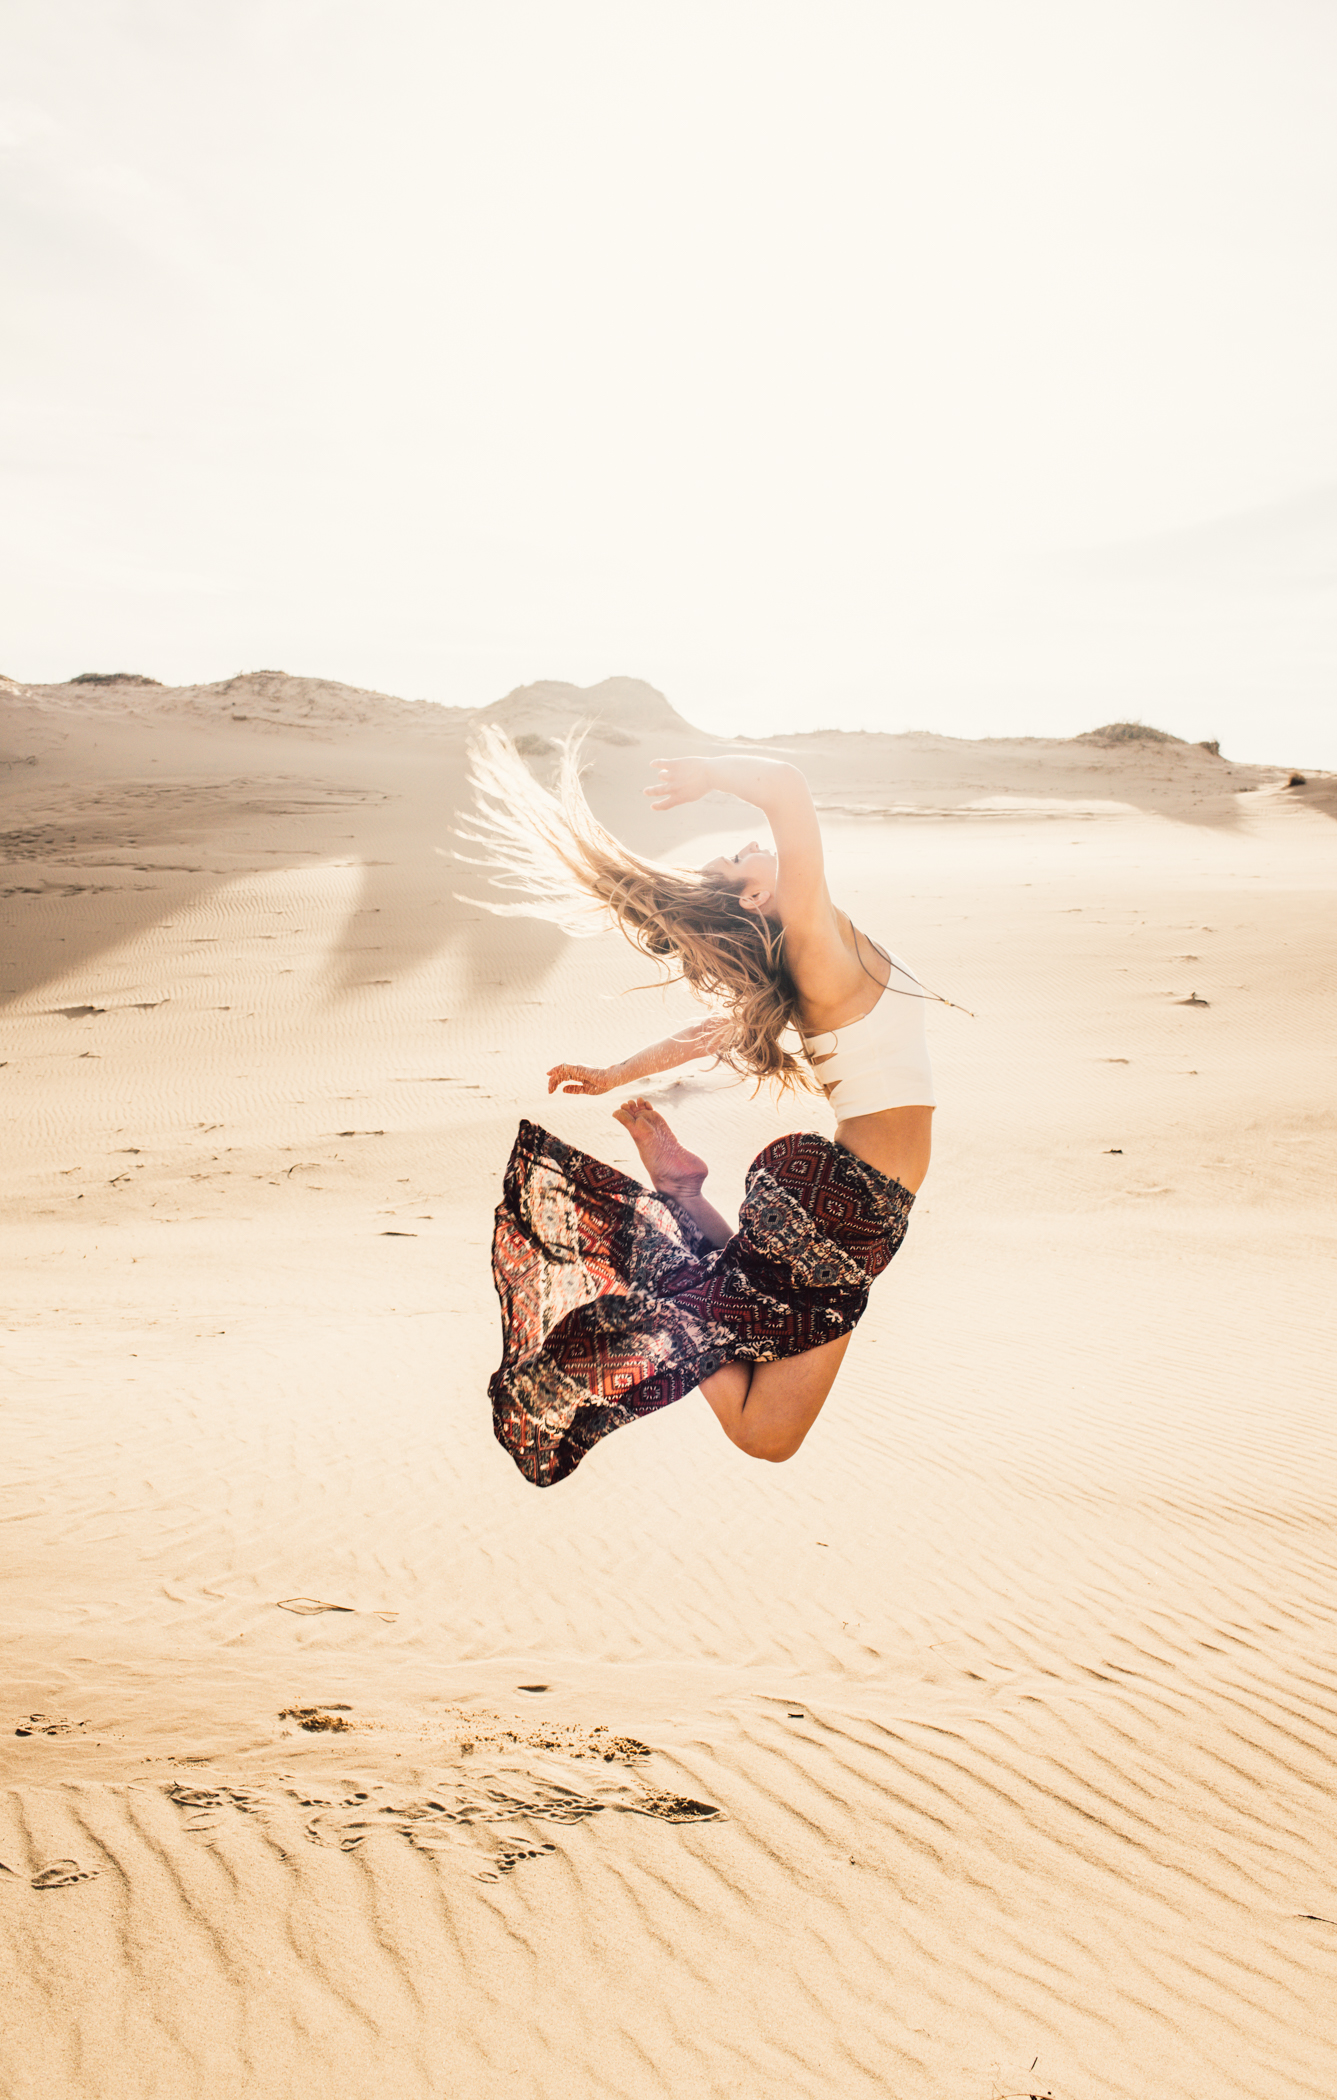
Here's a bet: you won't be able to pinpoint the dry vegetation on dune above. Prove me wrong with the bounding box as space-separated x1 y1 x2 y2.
1 669 1335 2100
1080 717 1182 742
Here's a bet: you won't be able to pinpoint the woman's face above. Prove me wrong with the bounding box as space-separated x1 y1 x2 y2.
701 842 778 913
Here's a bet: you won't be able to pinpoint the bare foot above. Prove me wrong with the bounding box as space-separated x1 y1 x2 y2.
612 1098 708 1201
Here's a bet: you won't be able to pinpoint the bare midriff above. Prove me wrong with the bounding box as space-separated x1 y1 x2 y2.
833 1105 934 1196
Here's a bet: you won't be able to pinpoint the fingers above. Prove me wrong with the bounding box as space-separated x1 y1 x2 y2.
549 1067 657 1102
644 757 707 811
547 1065 599 1095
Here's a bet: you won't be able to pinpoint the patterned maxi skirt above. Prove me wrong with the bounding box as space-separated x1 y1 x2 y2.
488 1119 914 1487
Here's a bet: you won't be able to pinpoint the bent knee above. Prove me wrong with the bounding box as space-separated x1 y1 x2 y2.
734 1426 807 1464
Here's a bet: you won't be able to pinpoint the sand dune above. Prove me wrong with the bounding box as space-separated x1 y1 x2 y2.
2 673 1335 2098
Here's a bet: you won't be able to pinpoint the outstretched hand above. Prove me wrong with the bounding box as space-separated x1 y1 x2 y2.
644 756 712 811
547 1062 614 1096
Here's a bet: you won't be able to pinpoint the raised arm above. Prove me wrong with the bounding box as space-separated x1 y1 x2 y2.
548 1015 727 1095
645 754 829 937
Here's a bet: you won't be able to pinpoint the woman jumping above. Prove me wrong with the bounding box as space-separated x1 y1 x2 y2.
463 734 937 1488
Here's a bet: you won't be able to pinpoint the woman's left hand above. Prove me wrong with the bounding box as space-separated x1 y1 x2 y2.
644 757 712 810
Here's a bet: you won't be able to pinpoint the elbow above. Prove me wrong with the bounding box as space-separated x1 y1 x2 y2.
760 761 806 799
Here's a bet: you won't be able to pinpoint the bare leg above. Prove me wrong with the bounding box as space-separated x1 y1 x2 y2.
700 1332 852 1463
612 1097 734 1249
612 1097 852 1462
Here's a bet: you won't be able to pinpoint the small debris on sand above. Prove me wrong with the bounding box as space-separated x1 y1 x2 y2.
279 1706 355 1732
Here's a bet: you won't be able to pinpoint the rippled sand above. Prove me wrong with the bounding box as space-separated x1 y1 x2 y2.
2 673 1334 2099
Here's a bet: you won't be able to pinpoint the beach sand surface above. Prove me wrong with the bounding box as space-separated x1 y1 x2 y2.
2 672 1335 2100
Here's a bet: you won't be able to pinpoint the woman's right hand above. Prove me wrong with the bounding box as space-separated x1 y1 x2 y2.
547 1062 615 1095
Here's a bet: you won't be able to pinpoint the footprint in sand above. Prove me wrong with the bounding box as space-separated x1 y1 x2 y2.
298 1769 721 1858
278 1705 354 1732
32 1860 100 1889
160 1716 722 1876
165 1782 263 1825
475 1840 558 1881
14 1714 86 1738
633 1791 721 1823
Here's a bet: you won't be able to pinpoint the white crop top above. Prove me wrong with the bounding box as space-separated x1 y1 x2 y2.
799 949 936 1117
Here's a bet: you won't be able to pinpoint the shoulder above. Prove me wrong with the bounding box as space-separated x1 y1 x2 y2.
781 901 866 1012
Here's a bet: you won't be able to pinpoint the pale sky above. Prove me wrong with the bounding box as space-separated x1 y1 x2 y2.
4 0 1335 762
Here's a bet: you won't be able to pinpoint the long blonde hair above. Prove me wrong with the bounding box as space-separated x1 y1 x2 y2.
458 727 819 1092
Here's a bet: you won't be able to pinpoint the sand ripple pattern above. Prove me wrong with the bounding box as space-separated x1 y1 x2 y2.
4 682 1336 2098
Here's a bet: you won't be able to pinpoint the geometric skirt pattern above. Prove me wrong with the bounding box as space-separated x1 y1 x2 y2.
488 1119 914 1487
